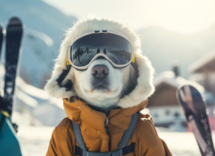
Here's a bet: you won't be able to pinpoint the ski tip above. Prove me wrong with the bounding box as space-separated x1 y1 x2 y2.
177 84 202 94
177 84 207 116
177 84 194 105
7 17 22 28
178 84 192 91
177 84 204 104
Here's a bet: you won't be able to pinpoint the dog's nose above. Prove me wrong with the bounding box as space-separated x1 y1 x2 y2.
91 65 109 79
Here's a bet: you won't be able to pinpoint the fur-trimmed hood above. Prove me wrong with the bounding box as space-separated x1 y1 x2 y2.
44 16 155 109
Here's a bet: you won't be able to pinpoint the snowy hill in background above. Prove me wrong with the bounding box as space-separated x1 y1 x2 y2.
0 0 77 41
0 0 77 88
14 76 66 126
1 0 215 87
0 65 66 126
137 25 215 78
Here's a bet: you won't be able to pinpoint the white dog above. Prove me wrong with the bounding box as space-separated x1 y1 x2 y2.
45 16 172 156
44 16 155 109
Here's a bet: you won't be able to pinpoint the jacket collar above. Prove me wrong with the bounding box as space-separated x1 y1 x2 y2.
63 97 148 134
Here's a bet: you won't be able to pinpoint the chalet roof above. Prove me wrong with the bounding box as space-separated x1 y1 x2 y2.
189 49 215 73
154 71 204 92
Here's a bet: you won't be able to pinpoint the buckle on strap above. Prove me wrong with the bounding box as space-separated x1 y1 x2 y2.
73 113 138 156
76 146 112 156
0 96 10 118
122 143 135 155
0 110 10 118
75 143 135 156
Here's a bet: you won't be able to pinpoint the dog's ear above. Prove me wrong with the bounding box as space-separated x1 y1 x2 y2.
44 65 74 98
56 65 73 91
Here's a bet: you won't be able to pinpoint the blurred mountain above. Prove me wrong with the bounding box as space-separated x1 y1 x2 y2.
0 0 77 41
137 24 215 78
0 0 77 87
0 65 66 126
1 0 215 87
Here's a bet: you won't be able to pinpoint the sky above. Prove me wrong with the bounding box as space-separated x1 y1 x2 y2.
43 0 215 34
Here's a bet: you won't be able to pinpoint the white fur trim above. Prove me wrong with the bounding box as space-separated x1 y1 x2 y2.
44 16 155 108
57 16 141 69
44 64 74 98
117 53 155 108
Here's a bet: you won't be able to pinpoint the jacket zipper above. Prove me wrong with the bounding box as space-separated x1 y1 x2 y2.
104 110 111 151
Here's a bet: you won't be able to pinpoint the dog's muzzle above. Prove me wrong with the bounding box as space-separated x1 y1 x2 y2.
91 65 109 80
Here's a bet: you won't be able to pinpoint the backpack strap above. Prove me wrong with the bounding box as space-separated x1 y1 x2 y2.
117 113 138 149
72 113 138 156
75 143 135 156
72 121 87 151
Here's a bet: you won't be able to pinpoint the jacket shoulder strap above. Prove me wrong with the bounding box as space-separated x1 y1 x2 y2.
117 113 138 149
72 121 87 151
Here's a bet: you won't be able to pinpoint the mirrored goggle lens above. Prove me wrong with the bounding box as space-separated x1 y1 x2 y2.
70 33 132 67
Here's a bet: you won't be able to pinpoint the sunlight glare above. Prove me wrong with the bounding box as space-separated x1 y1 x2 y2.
43 0 215 34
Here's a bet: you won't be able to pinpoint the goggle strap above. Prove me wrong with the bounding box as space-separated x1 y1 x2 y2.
66 49 70 66
66 59 70 66
131 53 135 63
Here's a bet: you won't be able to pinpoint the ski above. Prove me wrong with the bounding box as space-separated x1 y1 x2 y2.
2 17 23 117
177 84 215 156
0 17 23 156
0 23 3 61
0 22 4 130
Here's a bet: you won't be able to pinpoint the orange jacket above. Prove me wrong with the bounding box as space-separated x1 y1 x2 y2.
46 98 172 156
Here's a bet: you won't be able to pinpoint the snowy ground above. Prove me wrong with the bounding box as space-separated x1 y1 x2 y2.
17 127 53 156
16 126 210 156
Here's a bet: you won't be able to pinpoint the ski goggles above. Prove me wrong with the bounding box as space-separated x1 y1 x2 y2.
67 30 135 70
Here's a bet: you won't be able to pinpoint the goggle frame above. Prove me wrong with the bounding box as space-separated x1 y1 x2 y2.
67 30 135 70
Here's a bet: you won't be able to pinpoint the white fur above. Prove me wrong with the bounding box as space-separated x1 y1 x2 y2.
44 16 155 108
117 53 155 108
77 59 124 108
44 64 74 98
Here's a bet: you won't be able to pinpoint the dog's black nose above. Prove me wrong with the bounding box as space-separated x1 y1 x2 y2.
91 65 109 79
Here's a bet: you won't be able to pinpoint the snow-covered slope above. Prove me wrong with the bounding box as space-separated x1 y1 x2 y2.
137 25 215 78
15 77 66 126
0 0 77 88
17 126 204 156
0 65 66 126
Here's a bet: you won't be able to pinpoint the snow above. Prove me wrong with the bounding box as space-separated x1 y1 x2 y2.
26 29 54 47
15 79 66 126
159 132 202 156
0 0 77 88
154 71 204 93
17 126 210 156
16 77 49 100
18 126 54 156
154 70 215 106
0 64 65 126
32 103 66 126
16 89 38 107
